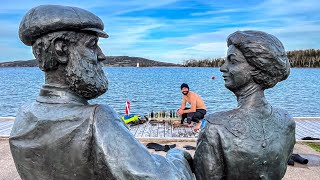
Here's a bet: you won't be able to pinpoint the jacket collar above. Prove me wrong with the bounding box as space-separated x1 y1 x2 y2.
36 84 89 105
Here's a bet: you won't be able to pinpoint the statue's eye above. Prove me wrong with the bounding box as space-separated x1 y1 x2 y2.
230 58 239 64
87 40 98 49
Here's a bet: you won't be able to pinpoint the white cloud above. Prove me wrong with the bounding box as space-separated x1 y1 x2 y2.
104 0 179 16
187 42 226 52
191 8 243 16
157 47 225 63
1 0 320 63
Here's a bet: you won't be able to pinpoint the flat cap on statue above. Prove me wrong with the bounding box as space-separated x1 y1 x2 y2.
19 5 109 46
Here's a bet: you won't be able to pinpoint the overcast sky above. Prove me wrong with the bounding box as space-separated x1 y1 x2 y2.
0 0 319 63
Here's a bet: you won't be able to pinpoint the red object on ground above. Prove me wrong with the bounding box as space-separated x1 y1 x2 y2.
211 76 215 80
125 101 130 115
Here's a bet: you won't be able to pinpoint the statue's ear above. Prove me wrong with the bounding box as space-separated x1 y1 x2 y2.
54 39 68 64
250 68 260 77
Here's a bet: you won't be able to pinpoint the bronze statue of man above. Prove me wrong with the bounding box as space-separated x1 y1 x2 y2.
194 30 295 180
9 5 194 180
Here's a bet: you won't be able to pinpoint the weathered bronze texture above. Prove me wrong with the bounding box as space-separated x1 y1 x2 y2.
10 5 194 180
194 30 295 180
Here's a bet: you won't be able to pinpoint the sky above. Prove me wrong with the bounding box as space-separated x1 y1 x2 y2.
0 0 319 64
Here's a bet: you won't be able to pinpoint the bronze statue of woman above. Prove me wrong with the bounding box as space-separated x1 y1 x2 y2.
194 30 295 180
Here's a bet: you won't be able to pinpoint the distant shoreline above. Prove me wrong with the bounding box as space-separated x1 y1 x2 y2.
0 56 182 68
1 48 320 68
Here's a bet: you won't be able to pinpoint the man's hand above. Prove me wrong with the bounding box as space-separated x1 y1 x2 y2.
177 108 184 116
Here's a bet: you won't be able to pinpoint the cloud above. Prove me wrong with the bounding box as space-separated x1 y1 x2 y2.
153 46 226 62
190 8 243 16
187 42 226 52
0 0 320 63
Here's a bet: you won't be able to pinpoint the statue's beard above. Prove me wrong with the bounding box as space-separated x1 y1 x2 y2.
65 56 108 100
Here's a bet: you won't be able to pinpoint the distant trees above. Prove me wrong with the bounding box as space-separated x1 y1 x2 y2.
183 58 225 67
183 49 320 68
287 49 320 68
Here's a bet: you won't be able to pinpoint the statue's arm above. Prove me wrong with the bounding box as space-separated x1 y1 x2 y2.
92 105 194 180
194 125 225 180
166 148 195 174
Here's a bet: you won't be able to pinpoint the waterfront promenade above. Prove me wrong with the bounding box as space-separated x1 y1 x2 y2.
1 117 320 140
1 138 319 180
1 117 320 180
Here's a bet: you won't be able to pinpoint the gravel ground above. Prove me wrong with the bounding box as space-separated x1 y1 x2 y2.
1 139 319 180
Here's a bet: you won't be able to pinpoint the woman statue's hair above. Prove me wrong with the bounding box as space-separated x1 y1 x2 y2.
227 30 290 89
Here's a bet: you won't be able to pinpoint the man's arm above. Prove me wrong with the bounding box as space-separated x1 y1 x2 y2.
180 96 187 110
92 105 194 180
178 96 187 115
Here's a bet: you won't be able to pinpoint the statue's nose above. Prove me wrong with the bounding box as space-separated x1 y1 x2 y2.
97 47 106 62
220 62 228 72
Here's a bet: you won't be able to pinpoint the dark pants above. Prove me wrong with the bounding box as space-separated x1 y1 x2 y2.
181 108 206 124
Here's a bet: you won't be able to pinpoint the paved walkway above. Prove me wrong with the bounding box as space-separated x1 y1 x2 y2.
295 119 320 139
0 120 13 138
1 139 319 180
2 117 320 140
1 117 320 179
130 120 198 138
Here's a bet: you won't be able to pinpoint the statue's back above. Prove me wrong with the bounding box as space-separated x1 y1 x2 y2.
10 102 98 180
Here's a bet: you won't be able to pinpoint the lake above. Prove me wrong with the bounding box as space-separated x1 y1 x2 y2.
0 67 319 117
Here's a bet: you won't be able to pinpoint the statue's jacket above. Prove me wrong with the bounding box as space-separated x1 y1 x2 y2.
10 85 194 180
194 108 296 180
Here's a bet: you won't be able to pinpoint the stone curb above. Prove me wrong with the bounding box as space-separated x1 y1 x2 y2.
294 117 320 120
0 117 15 120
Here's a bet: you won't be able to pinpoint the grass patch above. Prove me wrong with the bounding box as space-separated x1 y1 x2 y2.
305 142 320 152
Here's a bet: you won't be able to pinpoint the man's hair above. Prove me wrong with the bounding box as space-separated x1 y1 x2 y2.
181 83 189 90
227 30 290 89
32 31 82 71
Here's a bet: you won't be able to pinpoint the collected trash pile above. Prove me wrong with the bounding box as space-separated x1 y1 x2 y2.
122 115 148 126
147 110 180 119
121 100 182 125
121 100 148 125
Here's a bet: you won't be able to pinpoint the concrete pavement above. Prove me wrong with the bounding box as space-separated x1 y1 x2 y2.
1 139 319 180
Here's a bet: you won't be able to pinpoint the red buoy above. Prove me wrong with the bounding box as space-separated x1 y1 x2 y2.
211 76 215 80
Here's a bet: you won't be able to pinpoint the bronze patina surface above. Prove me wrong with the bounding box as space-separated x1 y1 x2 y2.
10 5 194 180
194 30 295 180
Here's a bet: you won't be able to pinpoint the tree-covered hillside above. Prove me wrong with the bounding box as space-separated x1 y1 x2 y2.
183 49 320 68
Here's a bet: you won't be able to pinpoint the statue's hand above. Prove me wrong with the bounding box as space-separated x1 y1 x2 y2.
167 148 195 173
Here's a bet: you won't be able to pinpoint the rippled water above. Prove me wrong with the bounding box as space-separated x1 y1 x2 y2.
0 67 319 117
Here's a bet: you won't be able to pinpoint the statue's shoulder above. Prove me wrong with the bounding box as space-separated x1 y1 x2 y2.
206 109 238 125
94 104 115 113
206 109 245 126
15 102 39 120
205 109 252 138
92 104 123 123
272 107 295 130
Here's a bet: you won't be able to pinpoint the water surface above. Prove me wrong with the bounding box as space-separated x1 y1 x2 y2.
0 67 319 117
